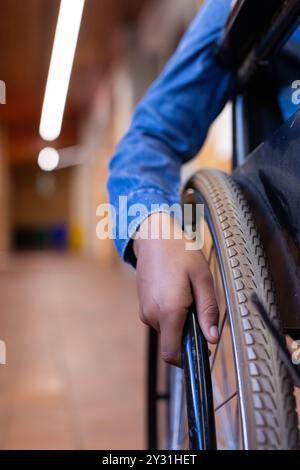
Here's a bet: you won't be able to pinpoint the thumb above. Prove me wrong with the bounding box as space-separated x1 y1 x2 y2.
190 269 219 344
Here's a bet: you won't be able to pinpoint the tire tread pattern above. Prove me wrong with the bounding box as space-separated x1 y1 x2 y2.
194 169 299 450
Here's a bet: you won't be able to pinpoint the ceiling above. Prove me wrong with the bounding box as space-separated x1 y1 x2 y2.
0 0 150 164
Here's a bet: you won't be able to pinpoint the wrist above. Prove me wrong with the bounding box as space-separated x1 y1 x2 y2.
133 212 185 258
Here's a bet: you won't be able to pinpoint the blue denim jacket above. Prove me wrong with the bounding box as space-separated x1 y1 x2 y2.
107 0 300 265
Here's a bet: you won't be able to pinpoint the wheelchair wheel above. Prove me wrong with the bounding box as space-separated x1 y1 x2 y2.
147 169 299 450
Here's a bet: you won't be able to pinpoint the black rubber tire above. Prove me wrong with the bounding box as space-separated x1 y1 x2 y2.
186 168 299 450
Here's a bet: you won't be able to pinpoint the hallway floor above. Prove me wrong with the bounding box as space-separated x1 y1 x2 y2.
0 253 144 450
0 253 298 449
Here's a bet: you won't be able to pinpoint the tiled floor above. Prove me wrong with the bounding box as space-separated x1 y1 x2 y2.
0 253 145 450
0 253 298 450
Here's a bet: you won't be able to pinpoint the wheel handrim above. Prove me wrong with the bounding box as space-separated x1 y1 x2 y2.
167 234 246 450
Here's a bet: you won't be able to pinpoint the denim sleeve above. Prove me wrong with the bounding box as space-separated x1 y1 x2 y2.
107 0 234 265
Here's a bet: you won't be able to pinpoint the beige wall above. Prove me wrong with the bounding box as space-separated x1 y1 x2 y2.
0 126 9 253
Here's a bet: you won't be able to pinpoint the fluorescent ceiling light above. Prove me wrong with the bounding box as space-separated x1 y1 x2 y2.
38 147 60 171
39 0 85 141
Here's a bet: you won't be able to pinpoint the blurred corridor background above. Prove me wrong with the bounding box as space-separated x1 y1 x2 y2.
0 0 233 449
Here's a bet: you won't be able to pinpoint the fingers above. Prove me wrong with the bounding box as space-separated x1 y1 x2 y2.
190 267 219 344
139 301 189 367
136 252 193 367
159 308 188 367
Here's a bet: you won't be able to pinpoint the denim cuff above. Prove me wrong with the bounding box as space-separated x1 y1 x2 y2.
114 188 179 267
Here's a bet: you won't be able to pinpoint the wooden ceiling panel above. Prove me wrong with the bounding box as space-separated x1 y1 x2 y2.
0 0 150 163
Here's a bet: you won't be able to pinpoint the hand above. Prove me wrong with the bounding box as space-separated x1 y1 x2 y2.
133 213 219 367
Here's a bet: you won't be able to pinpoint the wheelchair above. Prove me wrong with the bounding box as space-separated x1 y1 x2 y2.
147 0 300 450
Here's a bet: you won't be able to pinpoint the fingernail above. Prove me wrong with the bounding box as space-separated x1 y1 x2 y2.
210 325 219 341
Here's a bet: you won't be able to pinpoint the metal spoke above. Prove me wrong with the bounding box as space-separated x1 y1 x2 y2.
219 325 234 427
208 242 239 448
207 245 214 266
214 391 238 413
233 397 241 447
212 377 234 446
210 309 228 372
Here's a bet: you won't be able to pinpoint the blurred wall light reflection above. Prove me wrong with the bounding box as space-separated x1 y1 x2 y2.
37 147 60 172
